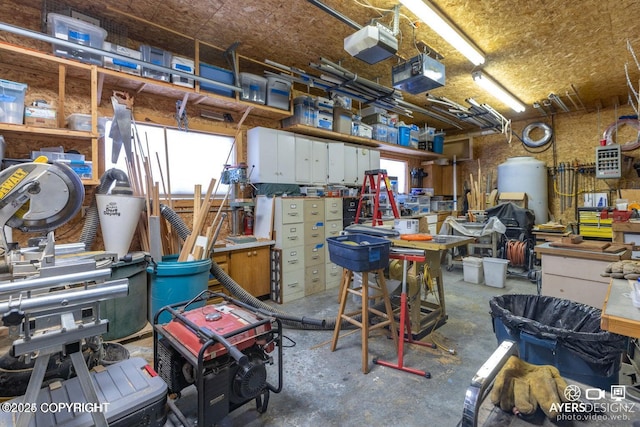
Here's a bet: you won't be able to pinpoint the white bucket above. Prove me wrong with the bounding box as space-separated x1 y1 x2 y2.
463 256 484 284
96 194 144 258
394 218 419 234
482 257 510 288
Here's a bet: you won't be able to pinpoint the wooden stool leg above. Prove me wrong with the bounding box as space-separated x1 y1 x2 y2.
331 269 352 352
361 271 369 374
378 273 398 349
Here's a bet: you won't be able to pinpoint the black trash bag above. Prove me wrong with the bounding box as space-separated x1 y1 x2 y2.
490 294 627 366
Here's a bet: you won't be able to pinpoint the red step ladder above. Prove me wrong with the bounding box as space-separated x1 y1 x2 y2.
355 169 400 226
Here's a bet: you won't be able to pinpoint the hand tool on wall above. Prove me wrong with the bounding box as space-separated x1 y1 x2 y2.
109 91 133 163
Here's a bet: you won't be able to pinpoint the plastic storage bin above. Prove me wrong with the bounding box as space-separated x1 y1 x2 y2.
103 41 141 75
266 76 291 110
47 13 106 65
483 257 509 287
490 294 628 389
326 233 391 272
199 63 235 97
66 113 92 131
171 56 195 88
371 123 388 142
462 257 484 284
387 126 398 144
240 72 267 104
0 79 27 124
140 45 172 82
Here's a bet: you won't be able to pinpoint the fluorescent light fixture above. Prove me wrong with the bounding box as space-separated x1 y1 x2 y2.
399 0 485 66
472 71 525 113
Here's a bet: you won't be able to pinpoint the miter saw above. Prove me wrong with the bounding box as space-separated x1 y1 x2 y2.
0 158 85 276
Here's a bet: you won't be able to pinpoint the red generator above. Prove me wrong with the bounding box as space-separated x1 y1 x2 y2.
153 292 283 426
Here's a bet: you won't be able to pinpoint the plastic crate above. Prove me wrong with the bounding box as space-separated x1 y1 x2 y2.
0 79 27 124
490 294 627 390
199 63 235 97
326 234 390 272
47 13 107 65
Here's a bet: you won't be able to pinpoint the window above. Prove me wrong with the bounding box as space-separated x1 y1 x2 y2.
380 158 407 193
103 122 234 196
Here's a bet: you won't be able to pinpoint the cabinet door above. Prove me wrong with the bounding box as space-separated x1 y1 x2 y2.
277 131 296 183
356 147 371 186
343 145 359 186
311 139 327 185
327 142 345 184
440 164 462 196
247 127 279 183
369 149 380 170
229 246 271 297
294 135 312 184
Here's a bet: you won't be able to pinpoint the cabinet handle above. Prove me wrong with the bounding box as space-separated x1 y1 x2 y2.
311 212 318 215
288 212 299 216
311 233 319 238
288 260 298 264
312 278 319 282
312 254 319 259
247 252 251 257
330 210 338 213
287 236 298 240
288 282 299 288
253 251 257 256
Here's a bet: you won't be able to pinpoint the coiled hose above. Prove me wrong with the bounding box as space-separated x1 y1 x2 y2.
158 204 391 330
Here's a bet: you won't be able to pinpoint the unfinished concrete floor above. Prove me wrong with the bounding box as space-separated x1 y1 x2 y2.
142 266 538 427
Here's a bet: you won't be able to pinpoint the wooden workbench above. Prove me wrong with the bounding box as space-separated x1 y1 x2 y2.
601 278 640 339
388 235 474 336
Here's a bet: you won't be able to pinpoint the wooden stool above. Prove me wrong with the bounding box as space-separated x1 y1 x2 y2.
330 268 398 374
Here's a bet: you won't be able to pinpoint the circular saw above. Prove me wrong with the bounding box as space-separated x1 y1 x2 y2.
0 160 84 239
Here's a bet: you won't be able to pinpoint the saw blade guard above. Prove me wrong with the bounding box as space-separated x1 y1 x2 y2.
0 161 84 235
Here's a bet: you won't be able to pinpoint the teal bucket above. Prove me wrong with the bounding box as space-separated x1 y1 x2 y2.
148 255 212 324
100 253 149 341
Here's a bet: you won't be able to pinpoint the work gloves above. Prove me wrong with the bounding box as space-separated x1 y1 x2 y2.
490 355 569 420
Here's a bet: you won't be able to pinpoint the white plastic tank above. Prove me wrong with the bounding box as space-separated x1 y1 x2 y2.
497 157 548 224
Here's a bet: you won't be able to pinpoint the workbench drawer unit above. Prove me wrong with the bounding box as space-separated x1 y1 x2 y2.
578 207 613 239
324 198 344 290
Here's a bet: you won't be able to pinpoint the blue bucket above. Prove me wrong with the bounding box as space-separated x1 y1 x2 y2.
148 255 211 324
432 134 444 154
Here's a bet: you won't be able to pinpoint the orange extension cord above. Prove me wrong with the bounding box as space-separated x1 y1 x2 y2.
506 240 527 267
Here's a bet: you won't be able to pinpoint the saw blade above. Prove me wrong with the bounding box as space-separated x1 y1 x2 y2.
0 162 84 232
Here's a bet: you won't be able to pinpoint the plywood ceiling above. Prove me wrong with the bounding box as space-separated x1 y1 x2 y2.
29 0 640 133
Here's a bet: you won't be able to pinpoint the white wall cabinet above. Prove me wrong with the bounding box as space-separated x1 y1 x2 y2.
327 142 345 185
247 127 296 183
249 127 378 187
295 135 328 186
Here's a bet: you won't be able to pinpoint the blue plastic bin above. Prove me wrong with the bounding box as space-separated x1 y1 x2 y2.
148 255 212 324
326 234 391 272
490 294 627 390
200 63 235 97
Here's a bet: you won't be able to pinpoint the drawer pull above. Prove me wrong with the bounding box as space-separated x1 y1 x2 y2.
312 278 319 282
287 236 298 240
288 260 298 264
288 282 299 287
288 212 299 216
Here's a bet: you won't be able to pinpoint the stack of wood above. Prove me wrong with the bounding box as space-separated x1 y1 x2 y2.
467 160 486 211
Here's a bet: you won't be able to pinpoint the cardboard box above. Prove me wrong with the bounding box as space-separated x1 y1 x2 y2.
498 192 528 208
24 106 57 128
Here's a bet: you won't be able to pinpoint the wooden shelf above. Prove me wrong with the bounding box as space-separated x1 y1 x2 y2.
0 123 97 139
96 68 292 121
282 124 446 159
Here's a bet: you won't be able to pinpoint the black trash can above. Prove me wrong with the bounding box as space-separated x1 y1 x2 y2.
490 294 628 389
